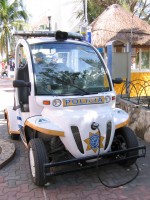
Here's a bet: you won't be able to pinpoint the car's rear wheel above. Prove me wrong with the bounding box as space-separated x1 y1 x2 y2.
28 138 48 186
111 126 139 166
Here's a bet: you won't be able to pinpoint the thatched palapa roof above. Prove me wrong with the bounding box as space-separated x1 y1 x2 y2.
91 4 150 48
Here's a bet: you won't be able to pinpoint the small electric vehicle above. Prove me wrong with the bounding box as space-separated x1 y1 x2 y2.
5 31 146 186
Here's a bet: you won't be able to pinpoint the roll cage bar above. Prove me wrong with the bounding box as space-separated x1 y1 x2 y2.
13 30 83 41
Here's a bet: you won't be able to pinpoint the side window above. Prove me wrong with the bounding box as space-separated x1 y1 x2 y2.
18 46 27 68
16 44 30 112
16 44 29 82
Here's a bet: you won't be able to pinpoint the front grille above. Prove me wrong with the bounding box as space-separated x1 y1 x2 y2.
71 126 84 154
104 121 112 150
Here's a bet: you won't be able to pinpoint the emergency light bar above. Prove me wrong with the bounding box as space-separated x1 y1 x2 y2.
13 30 83 41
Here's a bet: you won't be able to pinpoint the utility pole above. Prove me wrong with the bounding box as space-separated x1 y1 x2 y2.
84 0 88 25
48 16 51 31
81 0 88 41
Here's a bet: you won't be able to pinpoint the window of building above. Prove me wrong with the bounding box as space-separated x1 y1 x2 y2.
131 47 150 71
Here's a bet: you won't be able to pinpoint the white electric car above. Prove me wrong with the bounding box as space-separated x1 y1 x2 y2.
5 31 145 186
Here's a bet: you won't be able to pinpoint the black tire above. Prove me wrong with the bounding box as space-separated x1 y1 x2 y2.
10 134 20 140
111 127 139 167
28 138 48 186
4 110 7 119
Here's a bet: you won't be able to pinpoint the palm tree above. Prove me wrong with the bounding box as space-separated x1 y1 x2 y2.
0 0 28 65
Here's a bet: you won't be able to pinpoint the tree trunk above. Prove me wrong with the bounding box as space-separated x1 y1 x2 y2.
5 32 9 67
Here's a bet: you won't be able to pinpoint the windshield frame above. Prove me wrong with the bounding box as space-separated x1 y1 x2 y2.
30 41 112 96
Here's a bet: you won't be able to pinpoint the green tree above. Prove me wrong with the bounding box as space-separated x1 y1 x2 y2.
135 0 150 23
84 0 150 24
0 0 28 64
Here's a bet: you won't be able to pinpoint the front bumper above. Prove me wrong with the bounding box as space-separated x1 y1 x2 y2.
44 145 146 180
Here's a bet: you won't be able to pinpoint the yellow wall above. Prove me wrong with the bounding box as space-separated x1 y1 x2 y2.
114 72 150 96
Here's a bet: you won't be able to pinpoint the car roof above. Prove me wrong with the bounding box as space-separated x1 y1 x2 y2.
26 37 88 46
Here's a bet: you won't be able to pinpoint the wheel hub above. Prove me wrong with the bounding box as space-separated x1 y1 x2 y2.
29 148 35 177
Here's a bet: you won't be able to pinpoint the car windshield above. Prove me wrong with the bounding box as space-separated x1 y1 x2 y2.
31 42 111 96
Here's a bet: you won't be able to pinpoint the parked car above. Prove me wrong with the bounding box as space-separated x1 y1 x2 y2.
4 31 146 186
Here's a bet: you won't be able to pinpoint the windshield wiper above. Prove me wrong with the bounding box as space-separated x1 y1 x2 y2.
56 76 90 95
70 83 90 95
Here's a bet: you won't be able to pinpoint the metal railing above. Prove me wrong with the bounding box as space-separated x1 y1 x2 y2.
120 79 150 109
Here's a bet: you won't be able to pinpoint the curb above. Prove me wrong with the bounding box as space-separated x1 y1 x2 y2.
0 139 16 169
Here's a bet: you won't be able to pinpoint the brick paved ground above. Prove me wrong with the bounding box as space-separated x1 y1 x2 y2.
0 78 150 200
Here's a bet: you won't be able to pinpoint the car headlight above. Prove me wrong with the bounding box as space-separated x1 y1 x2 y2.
105 96 111 103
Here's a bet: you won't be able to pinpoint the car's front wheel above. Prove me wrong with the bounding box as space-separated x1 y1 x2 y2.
111 126 139 167
28 138 48 186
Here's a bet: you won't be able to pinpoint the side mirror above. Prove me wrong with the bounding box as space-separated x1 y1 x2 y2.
112 78 123 84
13 80 31 88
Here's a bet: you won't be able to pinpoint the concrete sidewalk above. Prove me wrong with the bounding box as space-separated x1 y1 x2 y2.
0 77 14 110
0 78 16 171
